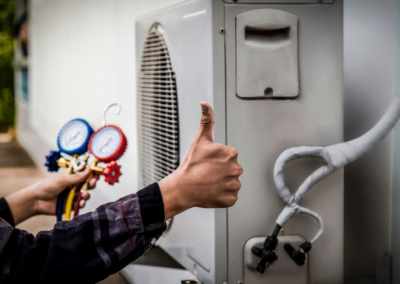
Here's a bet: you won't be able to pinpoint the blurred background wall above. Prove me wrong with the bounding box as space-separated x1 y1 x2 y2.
15 0 186 213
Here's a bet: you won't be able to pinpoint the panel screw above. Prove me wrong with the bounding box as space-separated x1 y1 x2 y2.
219 28 225 34
238 282 242 284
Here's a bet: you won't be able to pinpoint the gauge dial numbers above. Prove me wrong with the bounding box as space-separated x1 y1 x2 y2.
57 119 94 155
88 125 127 163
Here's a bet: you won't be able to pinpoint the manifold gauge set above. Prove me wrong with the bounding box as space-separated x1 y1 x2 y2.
45 103 127 222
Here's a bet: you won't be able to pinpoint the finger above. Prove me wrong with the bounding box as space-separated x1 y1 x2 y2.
60 167 91 187
88 177 97 189
73 167 92 183
227 146 239 162
195 101 214 143
79 199 86 208
228 164 243 177
81 191 91 201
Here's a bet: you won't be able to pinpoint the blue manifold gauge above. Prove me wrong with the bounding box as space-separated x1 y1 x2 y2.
57 118 94 155
44 118 93 222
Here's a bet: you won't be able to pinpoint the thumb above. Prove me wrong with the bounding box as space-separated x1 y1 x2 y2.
196 101 214 142
72 167 92 183
60 167 91 187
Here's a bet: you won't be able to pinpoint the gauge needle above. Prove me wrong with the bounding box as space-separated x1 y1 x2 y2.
68 130 81 144
100 137 112 153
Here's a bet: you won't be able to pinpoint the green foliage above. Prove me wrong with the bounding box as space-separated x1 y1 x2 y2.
0 0 15 36
0 33 13 68
0 0 15 129
0 88 14 126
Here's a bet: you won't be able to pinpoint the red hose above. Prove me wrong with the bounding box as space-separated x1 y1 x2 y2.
73 192 83 218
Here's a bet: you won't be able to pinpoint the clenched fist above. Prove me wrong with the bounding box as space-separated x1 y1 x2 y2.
159 101 243 220
5 167 99 225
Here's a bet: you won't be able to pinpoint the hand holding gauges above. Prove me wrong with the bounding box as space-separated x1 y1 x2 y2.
45 118 94 222
74 104 127 218
44 104 127 222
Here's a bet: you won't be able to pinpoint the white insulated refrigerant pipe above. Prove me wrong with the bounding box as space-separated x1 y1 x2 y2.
274 93 400 245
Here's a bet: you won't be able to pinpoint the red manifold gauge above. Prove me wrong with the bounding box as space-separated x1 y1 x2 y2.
88 124 127 163
73 103 128 219
88 124 127 185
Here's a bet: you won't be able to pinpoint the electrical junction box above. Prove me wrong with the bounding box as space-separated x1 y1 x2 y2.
135 0 343 283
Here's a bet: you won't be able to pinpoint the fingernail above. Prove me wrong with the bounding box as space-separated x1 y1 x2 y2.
201 103 207 112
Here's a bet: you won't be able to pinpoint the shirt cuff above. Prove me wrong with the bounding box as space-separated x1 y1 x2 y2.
0 198 15 227
137 183 166 231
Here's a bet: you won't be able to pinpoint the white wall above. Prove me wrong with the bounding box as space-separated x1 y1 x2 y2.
18 0 187 211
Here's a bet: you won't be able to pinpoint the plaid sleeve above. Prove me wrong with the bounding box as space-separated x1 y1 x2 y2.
0 198 15 227
0 183 166 284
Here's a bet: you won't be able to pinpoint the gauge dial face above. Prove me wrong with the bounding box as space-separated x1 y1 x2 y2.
59 120 89 151
90 126 122 158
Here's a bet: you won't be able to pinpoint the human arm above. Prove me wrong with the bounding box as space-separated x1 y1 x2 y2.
4 167 98 225
0 102 242 283
0 198 15 227
0 183 164 284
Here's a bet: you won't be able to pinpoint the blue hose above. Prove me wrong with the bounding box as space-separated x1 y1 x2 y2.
56 191 65 222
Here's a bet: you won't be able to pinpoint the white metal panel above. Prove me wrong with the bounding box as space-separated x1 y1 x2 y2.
225 2 344 283
120 264 196 284
136 1 217 283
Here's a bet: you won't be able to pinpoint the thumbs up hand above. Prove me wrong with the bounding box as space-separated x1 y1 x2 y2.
159 102 243 220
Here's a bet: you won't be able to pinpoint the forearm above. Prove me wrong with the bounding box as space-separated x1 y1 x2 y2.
158 169 193 220
4 185 37 225
0 183 165 284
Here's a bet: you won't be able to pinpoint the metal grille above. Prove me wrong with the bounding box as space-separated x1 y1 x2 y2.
137 24 179 188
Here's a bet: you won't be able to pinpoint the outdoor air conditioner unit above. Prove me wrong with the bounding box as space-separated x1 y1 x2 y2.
135 0 343 283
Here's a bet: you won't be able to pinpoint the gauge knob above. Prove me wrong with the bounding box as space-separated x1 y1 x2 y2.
45 150 61 172
103 161 122 185
57 118 94 155
72 157 87 172
88 125 127 163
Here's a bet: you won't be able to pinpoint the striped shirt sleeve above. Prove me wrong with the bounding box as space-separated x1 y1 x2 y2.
0 183 166 284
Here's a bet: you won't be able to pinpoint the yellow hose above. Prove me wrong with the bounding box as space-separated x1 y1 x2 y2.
65 186 76 221
65 154 89 221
